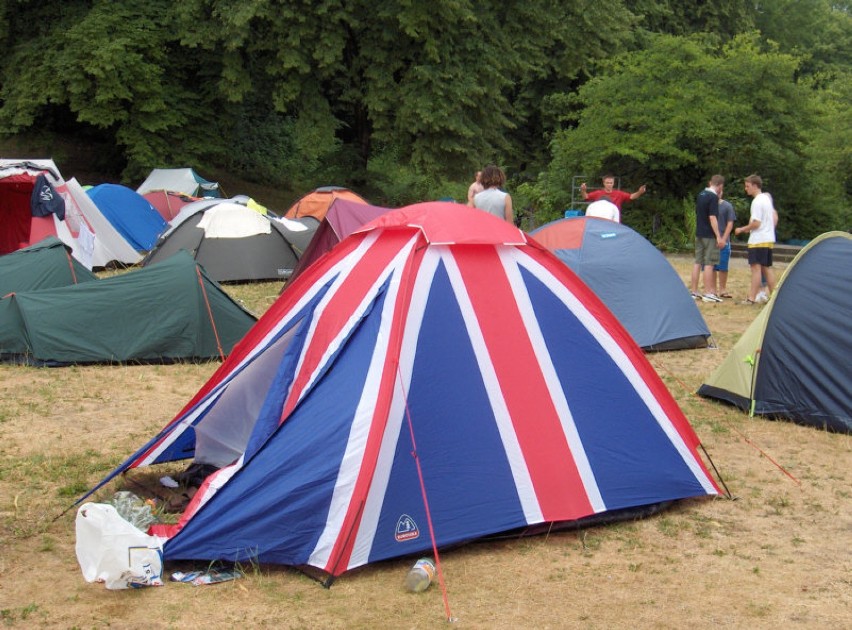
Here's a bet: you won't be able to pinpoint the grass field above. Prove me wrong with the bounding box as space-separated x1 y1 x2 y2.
0 255 849 629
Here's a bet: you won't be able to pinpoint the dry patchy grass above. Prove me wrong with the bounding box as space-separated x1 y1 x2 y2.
0 256 849 629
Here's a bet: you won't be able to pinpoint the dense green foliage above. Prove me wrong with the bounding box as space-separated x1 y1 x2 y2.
0 0 848 239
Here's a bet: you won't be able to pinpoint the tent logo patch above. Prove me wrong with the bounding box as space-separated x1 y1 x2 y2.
395 514 420 541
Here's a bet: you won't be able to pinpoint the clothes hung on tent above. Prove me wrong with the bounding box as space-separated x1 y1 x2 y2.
0 159 143 268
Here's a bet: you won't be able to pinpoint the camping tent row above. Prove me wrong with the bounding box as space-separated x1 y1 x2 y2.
699 231 851 434
82 203 720 582
0 159 142 269
0 250 256 365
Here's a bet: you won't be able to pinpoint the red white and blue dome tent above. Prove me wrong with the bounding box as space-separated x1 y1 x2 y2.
82 203 720 581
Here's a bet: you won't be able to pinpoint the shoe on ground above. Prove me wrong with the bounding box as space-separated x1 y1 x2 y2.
691 291 701 300
755 291 768 303
701 293 723 303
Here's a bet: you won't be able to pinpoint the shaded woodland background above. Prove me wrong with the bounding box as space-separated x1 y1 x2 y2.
1 1 850 245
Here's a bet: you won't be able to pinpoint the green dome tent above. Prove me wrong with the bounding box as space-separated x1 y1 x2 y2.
0 237 97 296
0 251 256 365
698 232 851 433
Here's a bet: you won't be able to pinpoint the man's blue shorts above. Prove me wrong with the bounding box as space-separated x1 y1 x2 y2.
714 242 731 272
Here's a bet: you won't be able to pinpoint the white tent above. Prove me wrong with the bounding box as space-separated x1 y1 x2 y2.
136 168 221 198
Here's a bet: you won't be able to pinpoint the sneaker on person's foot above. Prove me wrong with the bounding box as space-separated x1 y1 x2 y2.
755 291 768 303
702 293 723 303
691 291 701 300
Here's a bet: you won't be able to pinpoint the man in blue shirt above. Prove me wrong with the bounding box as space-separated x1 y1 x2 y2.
689 175 726 302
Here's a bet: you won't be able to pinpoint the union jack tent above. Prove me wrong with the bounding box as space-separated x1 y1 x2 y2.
84 202 719 580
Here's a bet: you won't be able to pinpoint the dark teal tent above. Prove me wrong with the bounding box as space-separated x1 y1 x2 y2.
0 237 97 296
0 251 256 365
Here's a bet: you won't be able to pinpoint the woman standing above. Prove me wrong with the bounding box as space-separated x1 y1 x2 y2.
473 165 513 223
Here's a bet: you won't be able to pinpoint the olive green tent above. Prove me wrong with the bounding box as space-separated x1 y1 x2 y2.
0 237 97 297
0 251 256 365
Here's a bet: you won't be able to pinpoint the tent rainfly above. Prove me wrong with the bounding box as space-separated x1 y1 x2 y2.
0 237 97 296
136 168 223 199
82 203 720 582
284 186 369 222
143 201 318 282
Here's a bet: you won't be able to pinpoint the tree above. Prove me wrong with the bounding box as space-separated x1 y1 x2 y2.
0 0 636 195
541 33 828 239
0 1 228 179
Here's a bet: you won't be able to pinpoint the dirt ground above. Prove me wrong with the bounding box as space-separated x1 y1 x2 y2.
0 255 849 629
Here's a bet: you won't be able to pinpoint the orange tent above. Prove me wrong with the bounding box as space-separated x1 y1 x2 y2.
284 186 368 221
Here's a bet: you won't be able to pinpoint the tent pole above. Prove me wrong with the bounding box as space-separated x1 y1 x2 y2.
398 366 455 623
698 443 733 499
195 267 225 361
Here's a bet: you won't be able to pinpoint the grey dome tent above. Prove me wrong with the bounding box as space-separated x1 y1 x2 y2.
698 232 851 433
143 201 318 282
530 217 711 351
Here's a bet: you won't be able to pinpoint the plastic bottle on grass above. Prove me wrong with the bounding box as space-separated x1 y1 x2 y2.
404 558 435 592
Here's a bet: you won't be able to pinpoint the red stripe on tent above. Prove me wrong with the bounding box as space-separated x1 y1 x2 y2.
129 232 371 468
527 244 718 488
454 245 594 519
280 230 415 420
321 232 427 575
528 217 586 251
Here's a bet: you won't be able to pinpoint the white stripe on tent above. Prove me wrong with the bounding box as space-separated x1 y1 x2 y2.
498 246 607 513
135 243 366 467
346 242 443 569
516 252 718 495
287 231 406 410
440 245 544 524
307 234 420 570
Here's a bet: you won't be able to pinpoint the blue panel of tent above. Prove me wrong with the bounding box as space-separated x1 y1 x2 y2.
86 184 167 251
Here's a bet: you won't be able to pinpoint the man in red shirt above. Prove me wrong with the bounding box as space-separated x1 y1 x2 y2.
580 174 647 209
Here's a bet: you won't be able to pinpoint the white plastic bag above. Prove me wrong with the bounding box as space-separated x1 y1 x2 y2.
75 502 164 590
